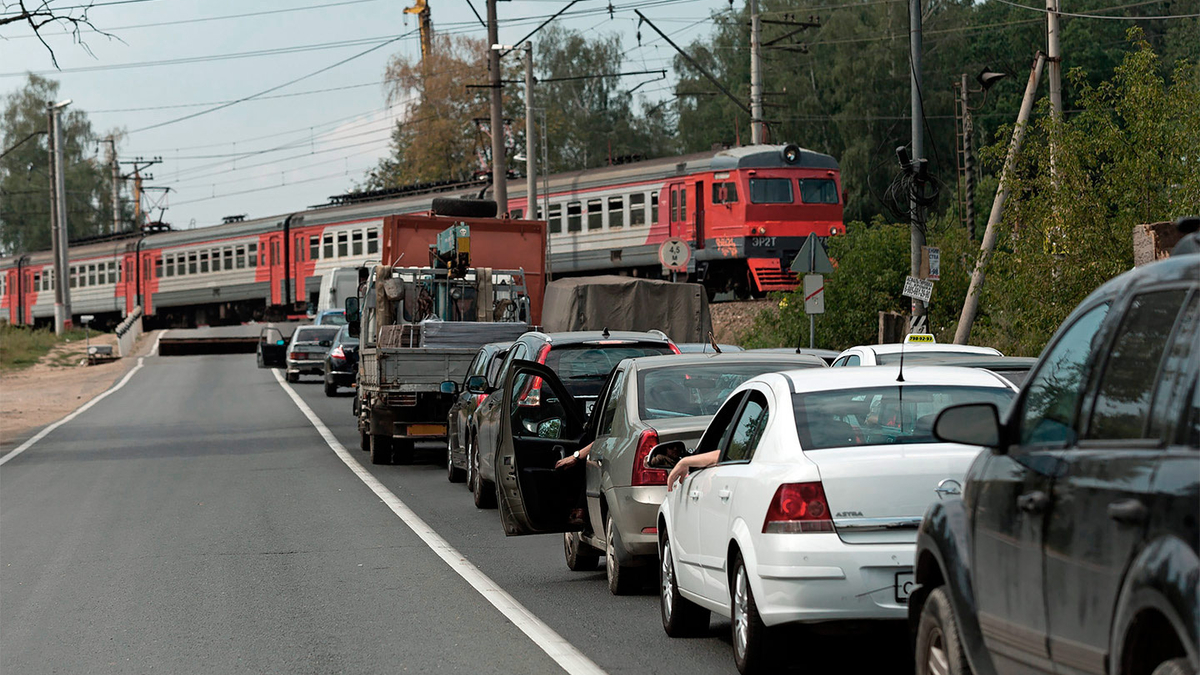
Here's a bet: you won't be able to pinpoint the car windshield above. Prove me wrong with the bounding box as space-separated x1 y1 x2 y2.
295 327 340 344
792 385 1015 450
545 343 674 398
874 351 997 365
639 362 819 419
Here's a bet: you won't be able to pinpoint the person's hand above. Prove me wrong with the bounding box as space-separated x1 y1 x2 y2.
666 459 689 491
554 455 578 470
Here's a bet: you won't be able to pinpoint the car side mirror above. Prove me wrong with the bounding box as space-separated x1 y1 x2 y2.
537 418 563 439
440 380 458 395
934 403 1003 451
466 375 489 395
646 440 687 470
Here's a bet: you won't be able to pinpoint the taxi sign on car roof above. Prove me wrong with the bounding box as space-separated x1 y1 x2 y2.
905 334 936 343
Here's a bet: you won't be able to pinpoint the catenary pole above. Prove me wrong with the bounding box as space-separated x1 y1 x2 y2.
749 0 763 144
954 52 1047 345
961 73 976 240
47 105 62 333
108 137 120 234
909 0 926 328
524 44 537 221
49 101 73 334
487 0 507 215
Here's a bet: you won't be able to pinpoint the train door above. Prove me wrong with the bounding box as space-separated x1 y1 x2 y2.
667 181 689 238
693 180 705 249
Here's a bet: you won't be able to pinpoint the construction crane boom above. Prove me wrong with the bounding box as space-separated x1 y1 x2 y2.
405 0 433 62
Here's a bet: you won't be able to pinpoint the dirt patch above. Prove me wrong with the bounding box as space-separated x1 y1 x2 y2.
0 330 159 449
710 300 773 344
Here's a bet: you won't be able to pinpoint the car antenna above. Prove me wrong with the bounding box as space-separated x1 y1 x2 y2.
602 326 610 338
897 336 907 383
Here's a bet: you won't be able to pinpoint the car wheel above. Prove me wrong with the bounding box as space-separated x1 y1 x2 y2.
1150 659 1194 675
466 435 477 492
660 530 709 637
563 532 601 571
606 513 638 594
731 554 772 674
473 448 496 509
447 447 466 483
915 586 970 675
324 378 337 397
286 371 298 383
370 434 393 465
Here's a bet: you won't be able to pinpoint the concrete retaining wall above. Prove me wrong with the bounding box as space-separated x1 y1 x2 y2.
116 307 144 358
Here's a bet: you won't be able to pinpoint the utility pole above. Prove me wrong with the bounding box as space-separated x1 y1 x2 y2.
487 0 507 215
1046 0 1063 124
524 44 537 221
908 0 926 330
957 74 976 240
955 52 1047 345
48 99 73 335
749 0 764 145
120 157 161 231
102 136 120 234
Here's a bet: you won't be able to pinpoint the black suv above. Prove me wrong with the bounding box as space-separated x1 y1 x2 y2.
909 255 1198 675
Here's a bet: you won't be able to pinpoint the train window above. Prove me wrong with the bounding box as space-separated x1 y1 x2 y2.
323 233 334 259
71 267 78 288
154 259 163 279
338 232 349 257
630 193 646 226
713 181 739 204
548 204 562 233
248 243 257 268
296 237 304 263
651 191 659 224
108 262 116 284
224 248 234 271
33 272 41 290
367 228 379 255
200 252 210 274
608 196 624 229
567 202 582 233
188 252 197 275
89 264 98 286
177 254 186 276
352 230 363 256
588 199 603 230
310 235 319 261
510 209 523 220
680 187 688 220
749 178 793 204
670 189 678 222
165 255 174 277
798 178 839 204
236 246 246 269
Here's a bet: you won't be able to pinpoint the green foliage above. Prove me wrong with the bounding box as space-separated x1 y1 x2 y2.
1 74 119 255
0 323 89 371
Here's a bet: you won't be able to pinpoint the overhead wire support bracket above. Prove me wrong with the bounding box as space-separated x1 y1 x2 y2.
633 9 750 116
499 0 580 58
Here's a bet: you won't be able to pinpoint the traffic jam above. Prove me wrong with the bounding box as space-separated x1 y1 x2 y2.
259 203 1200 675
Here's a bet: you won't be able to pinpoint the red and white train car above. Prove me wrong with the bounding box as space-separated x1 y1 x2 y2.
1 143 842 327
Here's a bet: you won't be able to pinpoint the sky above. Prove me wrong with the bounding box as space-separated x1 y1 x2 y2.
1 0 729 230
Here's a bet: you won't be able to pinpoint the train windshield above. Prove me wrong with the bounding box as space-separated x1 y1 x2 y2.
748 178 793 204
799 178 839 204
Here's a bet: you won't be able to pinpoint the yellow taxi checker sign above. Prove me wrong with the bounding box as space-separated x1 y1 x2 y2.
905 333 936 343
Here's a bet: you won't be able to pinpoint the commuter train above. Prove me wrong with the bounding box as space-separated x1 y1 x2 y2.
0 143 843 328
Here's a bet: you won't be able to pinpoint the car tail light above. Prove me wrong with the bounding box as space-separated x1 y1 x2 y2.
518 344 554 406
763 482 834 533
289 351 304 360
631 429 667 486
330 345 345 360
667 342 681 355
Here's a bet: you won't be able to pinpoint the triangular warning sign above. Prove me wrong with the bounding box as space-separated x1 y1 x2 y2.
790 233 834 274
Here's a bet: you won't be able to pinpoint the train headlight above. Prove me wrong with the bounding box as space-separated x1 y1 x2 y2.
781 144 801 164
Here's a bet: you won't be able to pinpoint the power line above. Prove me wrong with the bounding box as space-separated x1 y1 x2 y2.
90 81 388 113
127 30 416 135
0 0 164 16
991 0 1198 20
171 164 379 207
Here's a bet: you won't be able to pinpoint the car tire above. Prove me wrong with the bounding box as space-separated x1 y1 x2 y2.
466 434 477 492
324 378 337 397
447 447 466 483
606 513 638 595
286 372 298 383
472 447 496 509
731 554 773 674
1151 659 1194 675
430 197 497 218
915 586 971 675
563 532 601 571
660 530 709 637
370 434 393 465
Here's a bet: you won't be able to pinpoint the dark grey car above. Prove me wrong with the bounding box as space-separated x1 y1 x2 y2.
447 341 510 484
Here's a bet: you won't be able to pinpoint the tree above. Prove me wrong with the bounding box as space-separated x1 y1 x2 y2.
0 1 119 67
0 74 117 254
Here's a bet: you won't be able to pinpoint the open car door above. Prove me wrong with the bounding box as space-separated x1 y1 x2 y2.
496 360 589 536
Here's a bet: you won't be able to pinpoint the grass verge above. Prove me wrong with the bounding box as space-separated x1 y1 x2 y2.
0 324 91 372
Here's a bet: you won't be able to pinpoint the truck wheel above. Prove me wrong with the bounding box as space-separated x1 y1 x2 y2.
370 434 393 465
447 448 466 483
564 532 601 571
430 197 497 218
915 586 970 675
392 439 414 465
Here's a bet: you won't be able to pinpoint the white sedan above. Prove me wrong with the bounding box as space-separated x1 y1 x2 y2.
831 340 1001 367
655 365 1017 674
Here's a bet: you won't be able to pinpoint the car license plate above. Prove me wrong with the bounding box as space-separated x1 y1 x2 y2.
895 571 914 603
408 424 446 436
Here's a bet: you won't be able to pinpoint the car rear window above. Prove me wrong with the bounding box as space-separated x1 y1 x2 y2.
639 362 821 420
545 343 674 398
319 313 348 325
295 327 340 343
792 385 1015 450
874 351 998 365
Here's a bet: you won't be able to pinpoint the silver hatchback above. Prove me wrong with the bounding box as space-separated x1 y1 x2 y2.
285 325 340 383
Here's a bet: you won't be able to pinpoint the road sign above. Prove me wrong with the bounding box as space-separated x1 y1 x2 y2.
920 246 940 281
658 237 691 272
789 233 834 274
803 274 825 314
902 276 934 303
80 314 95 323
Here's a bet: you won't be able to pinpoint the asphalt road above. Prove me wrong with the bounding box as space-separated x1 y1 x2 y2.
1 352 910 674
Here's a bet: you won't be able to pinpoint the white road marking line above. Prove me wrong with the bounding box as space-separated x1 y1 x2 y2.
0 357 146 468
271 369 607 675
